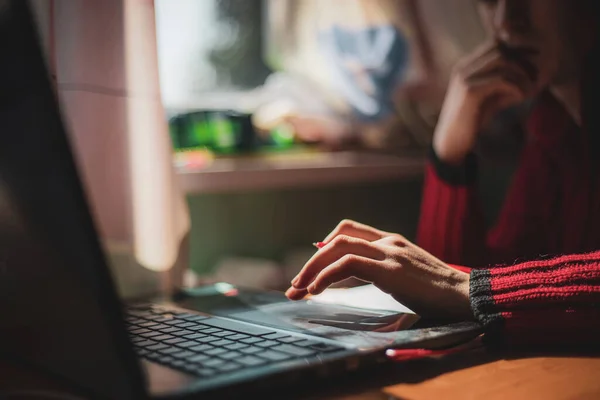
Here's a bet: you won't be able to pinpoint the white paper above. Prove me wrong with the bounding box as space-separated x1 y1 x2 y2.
308 284 415 314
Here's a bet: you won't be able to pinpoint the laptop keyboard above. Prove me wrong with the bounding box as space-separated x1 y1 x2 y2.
126 307 346 378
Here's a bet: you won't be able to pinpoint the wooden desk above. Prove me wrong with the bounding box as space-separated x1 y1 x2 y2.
3 350 600 399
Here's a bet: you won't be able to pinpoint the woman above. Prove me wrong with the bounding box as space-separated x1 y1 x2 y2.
286 0 600 348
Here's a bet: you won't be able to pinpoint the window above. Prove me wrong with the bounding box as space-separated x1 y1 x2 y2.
155 0 272 110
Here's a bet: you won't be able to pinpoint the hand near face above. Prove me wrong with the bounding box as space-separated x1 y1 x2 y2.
433 41 536 165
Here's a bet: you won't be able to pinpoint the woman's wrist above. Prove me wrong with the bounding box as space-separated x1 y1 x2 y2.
428 145 478 186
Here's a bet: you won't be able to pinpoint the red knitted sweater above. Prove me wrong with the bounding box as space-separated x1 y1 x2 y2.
417 94 600 347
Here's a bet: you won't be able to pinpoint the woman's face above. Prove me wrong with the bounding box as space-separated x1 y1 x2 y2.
477 0 594 91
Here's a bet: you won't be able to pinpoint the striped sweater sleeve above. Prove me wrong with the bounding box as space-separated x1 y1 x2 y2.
416 148 486 266
470 251 600 348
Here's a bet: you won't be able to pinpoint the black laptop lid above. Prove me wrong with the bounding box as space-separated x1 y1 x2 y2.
0 2 145 398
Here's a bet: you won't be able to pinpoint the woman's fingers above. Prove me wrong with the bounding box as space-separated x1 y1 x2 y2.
460 47 534 97
468 75 526 103
323 219 389 244
307 255 385 295
285 286 308 301
292 235 385 289
458 40 497 67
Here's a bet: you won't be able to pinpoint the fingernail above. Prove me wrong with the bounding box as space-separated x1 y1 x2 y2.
292 278 305 289
313 242 326 249
307 283 317 293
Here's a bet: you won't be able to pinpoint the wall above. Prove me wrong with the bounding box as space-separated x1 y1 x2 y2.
187 178 424 276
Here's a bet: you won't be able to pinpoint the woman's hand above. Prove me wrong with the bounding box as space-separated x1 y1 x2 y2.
286 220 473 320
433 41 535 165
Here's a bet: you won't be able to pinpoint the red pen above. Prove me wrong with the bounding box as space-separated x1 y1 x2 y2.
385 347 464 361
386 336 483 362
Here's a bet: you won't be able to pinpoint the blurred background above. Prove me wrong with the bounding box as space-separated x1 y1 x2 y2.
29 0 525 296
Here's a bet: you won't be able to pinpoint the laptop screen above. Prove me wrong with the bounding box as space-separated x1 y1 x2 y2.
0 2 144 398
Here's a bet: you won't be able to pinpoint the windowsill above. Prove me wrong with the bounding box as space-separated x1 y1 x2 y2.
176 150 426 194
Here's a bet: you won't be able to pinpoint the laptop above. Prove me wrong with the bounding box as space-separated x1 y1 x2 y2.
0 2 482 399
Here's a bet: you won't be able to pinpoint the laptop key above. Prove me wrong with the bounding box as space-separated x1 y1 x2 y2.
157 356 174 364
213 330 236 338
144 315 173 323
200 318 276 336
134 340 157 348
211 339 234 347
239 347 262 355
198 328 221 334
129 328 151 335
240 337 262 345
236 356 266 367
189 344 214 353
217 363 242 372
158 327 180 334
136 349 150 357
158 347 186 356
182 333 207 340
151 324 172 331
227 334 250 341
262 332 293 341
163 337 186 345
175 341 202 349
173 322 197 329
145 352 161 361
194 368 215 377
196 336 221 343
188 325 213 332
172 350 195 360
147 343 169 351
219 351 242 360
255 340 278 348
224 343 248 351
172 330 195 337
185 315 210 322
272 345 316 357
140 331 163 338
259 350 293 362
203 359 225 368
204 347 227 356
181 364 199 374
163 319 183 325
170 360 186 367
189 354 210 363
137 321 159 328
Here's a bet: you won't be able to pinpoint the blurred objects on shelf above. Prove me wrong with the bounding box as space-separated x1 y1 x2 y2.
173 149 214 171
169 108 298 156
157 0 485 156
262 0 486 154
264 0 438 154
252 72 355 150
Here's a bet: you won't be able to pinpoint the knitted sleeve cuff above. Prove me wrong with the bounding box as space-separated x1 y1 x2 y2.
469 252 600 348
429 146 478 186
469 268 505 344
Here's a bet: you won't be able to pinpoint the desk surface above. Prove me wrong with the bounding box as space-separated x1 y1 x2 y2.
3 349 600 399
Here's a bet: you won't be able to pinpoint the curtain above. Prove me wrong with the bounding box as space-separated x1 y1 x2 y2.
30 0 190 297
